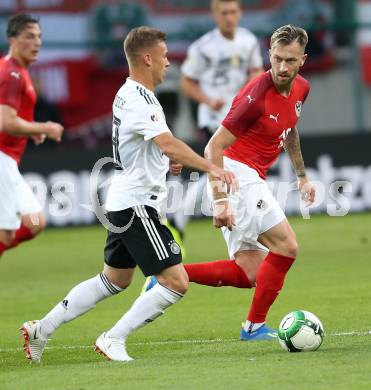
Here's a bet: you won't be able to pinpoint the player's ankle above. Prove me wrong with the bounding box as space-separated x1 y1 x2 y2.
243 321 265 332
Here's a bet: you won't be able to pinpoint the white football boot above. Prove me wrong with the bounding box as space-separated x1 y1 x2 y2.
20 320 48 363
95 332 133 362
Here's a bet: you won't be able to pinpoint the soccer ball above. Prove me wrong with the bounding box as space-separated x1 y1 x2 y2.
278 310 324 352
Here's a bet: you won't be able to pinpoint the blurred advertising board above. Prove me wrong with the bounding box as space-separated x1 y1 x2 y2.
20 133 371 227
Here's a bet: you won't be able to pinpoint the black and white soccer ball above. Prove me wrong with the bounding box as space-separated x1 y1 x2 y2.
278 310 324 352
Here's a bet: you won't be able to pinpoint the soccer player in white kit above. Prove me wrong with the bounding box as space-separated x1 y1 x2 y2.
21 26 237 363
169 0 264 238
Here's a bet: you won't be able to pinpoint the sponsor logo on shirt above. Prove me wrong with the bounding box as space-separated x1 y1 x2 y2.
10 71 20 79
269 113 279 123
150 111 164 122
247 95 255 103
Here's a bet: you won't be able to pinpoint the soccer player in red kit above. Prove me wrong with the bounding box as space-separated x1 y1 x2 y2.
143 25 316 340
0 14 64 257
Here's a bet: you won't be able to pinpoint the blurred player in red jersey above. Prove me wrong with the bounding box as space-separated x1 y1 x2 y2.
0 14 64 258
144 25 316 341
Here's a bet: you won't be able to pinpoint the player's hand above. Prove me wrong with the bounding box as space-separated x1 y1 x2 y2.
169 161 183 176
31 134 46 145
210 166 238 194
213 199 235 231
298 177 316 207
208 98 225 112
45 121 64 142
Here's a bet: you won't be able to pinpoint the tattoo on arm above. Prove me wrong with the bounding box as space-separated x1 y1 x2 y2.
284 127 306 177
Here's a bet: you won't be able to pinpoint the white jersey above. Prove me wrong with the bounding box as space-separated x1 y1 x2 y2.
181 27 262 131
105 78 171 212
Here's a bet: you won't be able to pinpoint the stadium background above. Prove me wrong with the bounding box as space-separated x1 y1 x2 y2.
0 0 370 226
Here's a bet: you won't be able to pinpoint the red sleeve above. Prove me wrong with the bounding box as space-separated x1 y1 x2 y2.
222 87 264 138
0 68 24 112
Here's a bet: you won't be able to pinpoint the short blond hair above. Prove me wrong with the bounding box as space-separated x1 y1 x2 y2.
270 24 308 50
124 26 167 65
210 0 241 11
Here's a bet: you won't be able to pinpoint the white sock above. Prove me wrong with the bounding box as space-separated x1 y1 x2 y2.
107 282 183 340
40 273 123 338
244 321 265 333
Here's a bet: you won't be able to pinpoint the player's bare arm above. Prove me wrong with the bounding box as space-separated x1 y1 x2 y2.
154 132 236 188
180 75 224 111
0 104 64 142
284 125 315 205
205 125 237 230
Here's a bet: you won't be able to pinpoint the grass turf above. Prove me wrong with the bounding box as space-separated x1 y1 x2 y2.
0 213 370 389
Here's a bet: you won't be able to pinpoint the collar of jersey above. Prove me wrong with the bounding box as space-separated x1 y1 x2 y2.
126 78 154 96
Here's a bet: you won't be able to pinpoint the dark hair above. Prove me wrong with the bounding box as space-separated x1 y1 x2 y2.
7 13 39 38
124 26 166 65
210 0 241 10
270 24 308 50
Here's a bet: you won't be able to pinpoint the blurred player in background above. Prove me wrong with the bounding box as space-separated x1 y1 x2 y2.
21 26 236 363
145 25 316 341
168 0 263 241
0 14 64 258
0 170 18 246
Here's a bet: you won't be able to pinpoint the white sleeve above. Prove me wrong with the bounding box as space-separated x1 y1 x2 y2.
248 37 263 69
181 42 208 80
134 106 171 141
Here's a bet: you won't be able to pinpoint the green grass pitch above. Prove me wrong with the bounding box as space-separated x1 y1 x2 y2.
1 213 370 389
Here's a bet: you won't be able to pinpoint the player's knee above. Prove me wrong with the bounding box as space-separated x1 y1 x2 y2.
159 273 189 295
170 278 189 295
103 269 134 290
34 213 47 233
22 212 46 235
0 230 16 246
282 238 299 258
176 275 189 295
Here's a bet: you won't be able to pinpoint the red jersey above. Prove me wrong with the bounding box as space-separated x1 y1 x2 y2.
222 71 310 179
0 55 37 164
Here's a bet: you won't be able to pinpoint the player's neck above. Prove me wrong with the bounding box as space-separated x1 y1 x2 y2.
8 50 29 68
219 29 235 40
129 70 155 92
270 70 293 97
275 83 293 97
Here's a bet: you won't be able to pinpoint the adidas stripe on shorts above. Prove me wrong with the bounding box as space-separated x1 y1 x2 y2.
104 205 182 276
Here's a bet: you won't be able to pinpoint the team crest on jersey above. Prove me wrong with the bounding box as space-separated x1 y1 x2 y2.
169 240 181 255
295 101 302 117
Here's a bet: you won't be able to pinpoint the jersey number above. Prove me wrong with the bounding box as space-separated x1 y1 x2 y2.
112 116 123 170
278 128 292 149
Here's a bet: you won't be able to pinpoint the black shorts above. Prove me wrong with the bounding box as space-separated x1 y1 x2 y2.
104 205 182 277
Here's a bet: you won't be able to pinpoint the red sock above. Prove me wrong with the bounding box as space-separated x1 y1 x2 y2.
0 242 6 257
247 252 295 323
184 260 252 288
0 225 35 256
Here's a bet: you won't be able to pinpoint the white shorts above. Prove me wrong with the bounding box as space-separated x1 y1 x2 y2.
209 157 286 259
0 151 41 230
